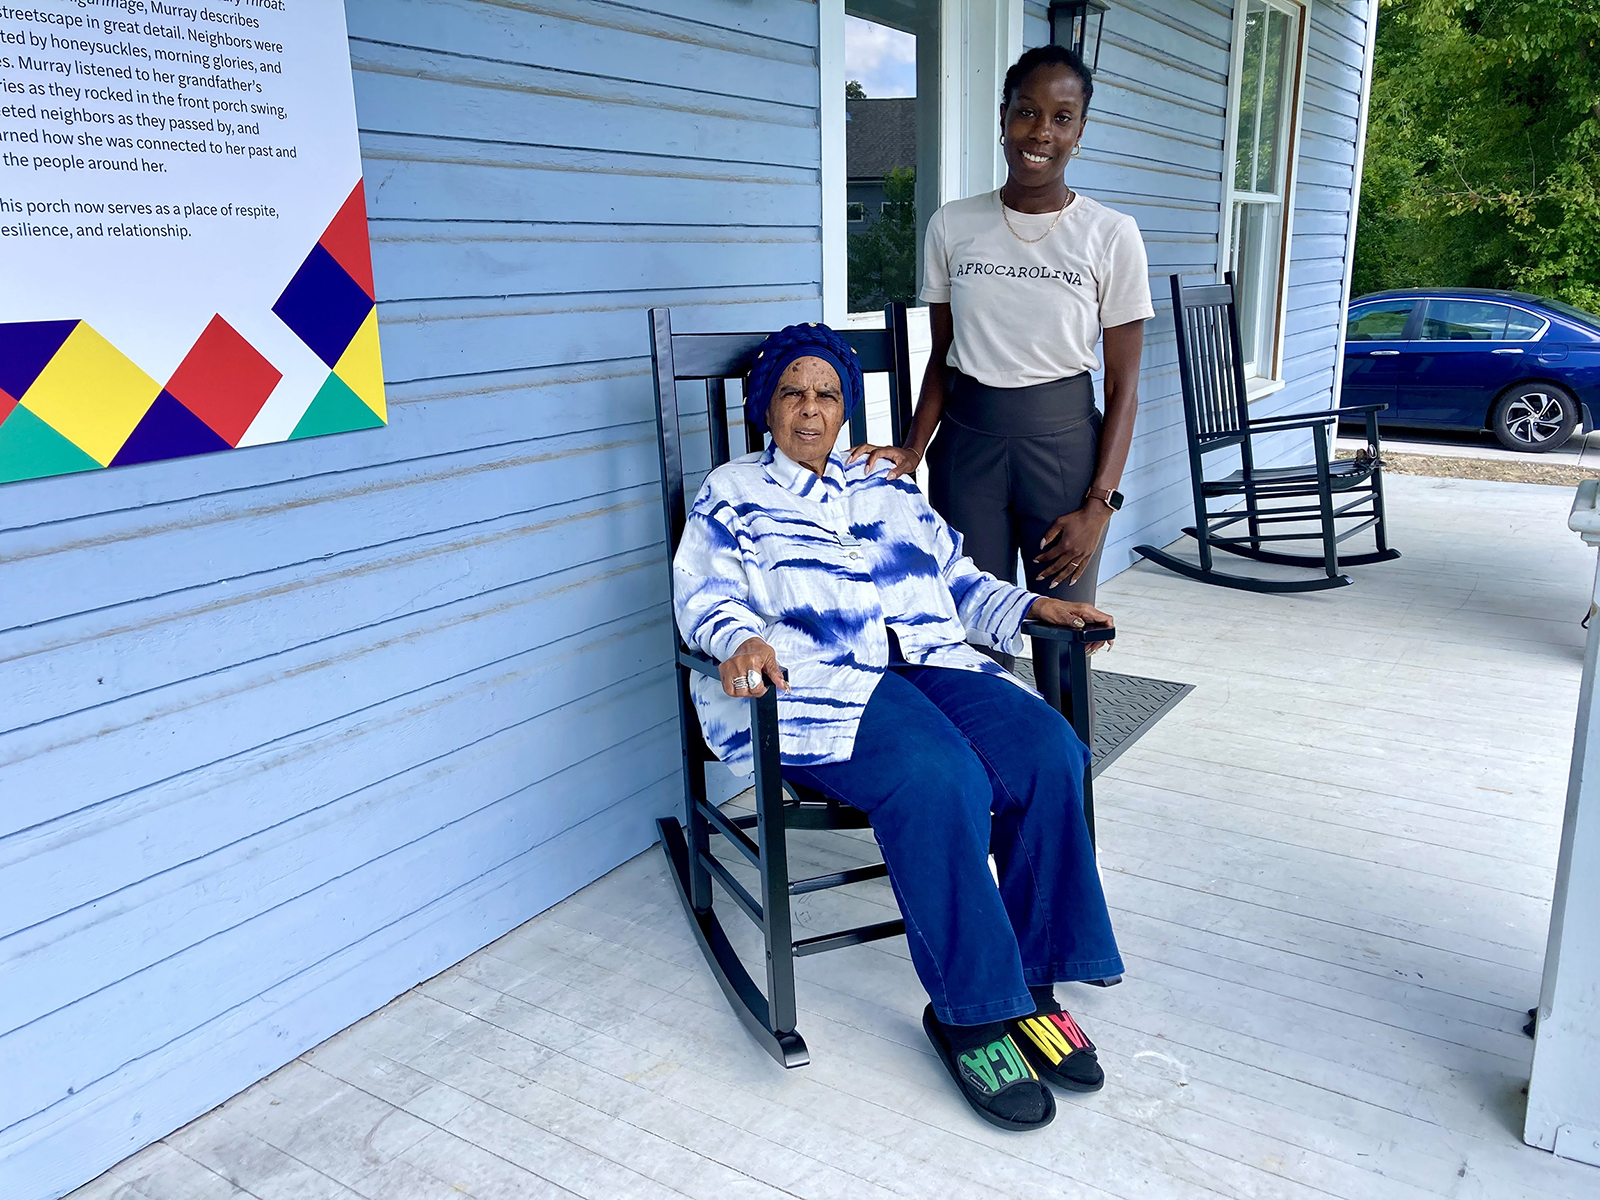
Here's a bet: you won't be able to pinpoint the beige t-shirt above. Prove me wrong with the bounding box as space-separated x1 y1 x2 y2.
920 190 1155 387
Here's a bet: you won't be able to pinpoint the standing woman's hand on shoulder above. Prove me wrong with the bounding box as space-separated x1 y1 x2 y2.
847 443 922 479
846 304 953 483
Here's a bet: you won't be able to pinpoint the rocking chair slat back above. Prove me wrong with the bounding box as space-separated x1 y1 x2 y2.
1171 273 1251 447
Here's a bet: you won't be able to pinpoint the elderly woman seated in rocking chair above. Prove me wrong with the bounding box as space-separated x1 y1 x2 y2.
673 322 1123 1132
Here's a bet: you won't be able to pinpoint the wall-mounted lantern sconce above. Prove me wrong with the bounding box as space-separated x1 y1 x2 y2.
1049 1 1109 71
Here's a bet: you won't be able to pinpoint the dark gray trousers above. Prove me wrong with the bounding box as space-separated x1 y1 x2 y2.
927 370 1103 605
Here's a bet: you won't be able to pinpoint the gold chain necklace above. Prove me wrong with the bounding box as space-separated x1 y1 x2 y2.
1000 188 1074 244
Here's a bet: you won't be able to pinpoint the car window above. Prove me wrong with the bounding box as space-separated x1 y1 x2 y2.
1421 299 1542 341
1504 309 1546 340
1346 301 1413 341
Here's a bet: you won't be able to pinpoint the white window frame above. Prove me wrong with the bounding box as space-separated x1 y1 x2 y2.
1217 0 1310 395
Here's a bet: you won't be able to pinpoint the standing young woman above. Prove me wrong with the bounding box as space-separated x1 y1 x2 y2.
854 44 1152 604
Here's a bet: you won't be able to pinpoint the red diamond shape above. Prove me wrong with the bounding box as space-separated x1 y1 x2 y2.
165 316 282 446
0 385 16 425
318 180 374 300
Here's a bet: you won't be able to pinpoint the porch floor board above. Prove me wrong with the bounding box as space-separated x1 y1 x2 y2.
73 476 1600 1199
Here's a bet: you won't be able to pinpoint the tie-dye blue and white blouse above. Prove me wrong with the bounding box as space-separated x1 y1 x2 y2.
673 444 1037 774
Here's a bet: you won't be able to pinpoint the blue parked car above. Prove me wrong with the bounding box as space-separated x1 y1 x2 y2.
1342 288 1600 452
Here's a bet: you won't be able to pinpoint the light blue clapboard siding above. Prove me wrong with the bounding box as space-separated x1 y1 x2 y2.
1025 0 1373 574
0 1 823 1197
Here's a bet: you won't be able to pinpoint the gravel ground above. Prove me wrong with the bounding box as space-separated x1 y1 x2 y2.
1337 449 1600 486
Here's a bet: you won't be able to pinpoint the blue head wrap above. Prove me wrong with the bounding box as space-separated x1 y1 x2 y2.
744 322 864 435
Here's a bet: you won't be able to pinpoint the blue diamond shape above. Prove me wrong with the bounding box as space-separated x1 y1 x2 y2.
273 244 374 368
111 390 232 466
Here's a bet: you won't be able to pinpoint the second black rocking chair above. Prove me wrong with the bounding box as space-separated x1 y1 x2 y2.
1135 273 1400 593
649 304 1115 1069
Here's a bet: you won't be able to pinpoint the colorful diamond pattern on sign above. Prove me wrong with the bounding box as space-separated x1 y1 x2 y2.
318 180 375 300
0 404 101 484
333 309 386 423
273 244 375 370
0 320 77 400
164 315 283 446
21 323 163 466
0 179 387 487
290 372 385 440
113 391 233 467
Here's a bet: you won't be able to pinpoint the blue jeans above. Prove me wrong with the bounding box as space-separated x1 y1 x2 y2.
786 660 1124 1025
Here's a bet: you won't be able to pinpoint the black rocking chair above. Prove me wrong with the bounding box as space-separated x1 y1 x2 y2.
649 304 1115 1068
1134 273 1400 593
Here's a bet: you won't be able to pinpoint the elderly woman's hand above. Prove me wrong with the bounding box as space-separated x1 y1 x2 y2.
847 443 922 480
720 636 790 698
1026 598 1115 653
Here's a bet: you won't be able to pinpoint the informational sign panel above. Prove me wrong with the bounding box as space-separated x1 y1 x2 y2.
0 0 384 484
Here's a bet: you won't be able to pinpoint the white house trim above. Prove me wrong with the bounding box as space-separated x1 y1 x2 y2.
1217 0 1313 387
820 1 848 323
1331 0 1383 409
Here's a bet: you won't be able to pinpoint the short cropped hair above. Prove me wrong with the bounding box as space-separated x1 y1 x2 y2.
1002 44 1094 113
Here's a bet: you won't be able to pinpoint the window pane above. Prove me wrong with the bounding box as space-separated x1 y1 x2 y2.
1505 308 1545 340
1254 7 1291 191
1346 301 1414 341
1421 300 1526 341
1231 198 1283 371
1234 1 1266 193
844 6 937 314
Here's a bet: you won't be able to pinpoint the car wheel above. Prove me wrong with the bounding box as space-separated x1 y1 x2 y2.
1492 384 1579 452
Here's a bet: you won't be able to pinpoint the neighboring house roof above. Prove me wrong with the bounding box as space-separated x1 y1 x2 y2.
846 97 917 180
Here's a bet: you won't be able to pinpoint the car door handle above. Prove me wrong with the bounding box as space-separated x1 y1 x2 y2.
1492 348 1524 355
1367 350 1399 356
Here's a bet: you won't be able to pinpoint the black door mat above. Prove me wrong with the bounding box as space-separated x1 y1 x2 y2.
1010 660 1194 777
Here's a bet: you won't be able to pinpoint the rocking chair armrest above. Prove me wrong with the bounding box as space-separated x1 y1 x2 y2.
1021 619 1116 646
678 647 792 685
1244 411 1340 433
677 649 723 679
1335 403 1390 415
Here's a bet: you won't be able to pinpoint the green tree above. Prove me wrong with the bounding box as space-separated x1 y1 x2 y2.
847 167 917 312
846 80 867 100
1354 0 1600 309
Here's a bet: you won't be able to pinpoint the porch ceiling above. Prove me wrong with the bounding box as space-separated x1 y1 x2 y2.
69 475 1599 1200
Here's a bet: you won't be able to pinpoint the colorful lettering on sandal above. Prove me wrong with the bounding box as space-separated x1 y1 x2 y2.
959 1037 1038 1094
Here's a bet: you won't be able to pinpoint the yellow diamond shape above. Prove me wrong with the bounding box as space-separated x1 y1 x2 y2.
333 308 386 423
21 323 162 466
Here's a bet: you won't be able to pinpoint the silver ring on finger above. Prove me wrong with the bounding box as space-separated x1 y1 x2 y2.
731 676 749 690
744 669 763 691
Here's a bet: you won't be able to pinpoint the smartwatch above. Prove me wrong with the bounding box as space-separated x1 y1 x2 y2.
1087 486 1125 512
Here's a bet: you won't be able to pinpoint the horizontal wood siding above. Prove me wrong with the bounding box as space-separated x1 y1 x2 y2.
1024 0 1373 574
0 2 822 1197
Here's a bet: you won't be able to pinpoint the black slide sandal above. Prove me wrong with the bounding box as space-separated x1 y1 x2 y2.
922 1005 1056 1131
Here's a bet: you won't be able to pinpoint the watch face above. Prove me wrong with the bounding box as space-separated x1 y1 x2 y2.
1108 490 1125 511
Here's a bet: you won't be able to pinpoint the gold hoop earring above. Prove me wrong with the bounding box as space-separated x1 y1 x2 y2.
1071 144 1082 157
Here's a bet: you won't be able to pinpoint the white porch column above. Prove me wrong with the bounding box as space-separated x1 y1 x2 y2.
940 0 1024 202
1525 479 1600 1166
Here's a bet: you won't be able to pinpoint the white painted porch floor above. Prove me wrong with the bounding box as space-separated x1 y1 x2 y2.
72 475 1600 1200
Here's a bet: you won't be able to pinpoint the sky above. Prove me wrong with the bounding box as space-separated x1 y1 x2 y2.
845 16 917 98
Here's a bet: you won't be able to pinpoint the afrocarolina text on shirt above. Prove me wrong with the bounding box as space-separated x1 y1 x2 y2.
951 261 1086 285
